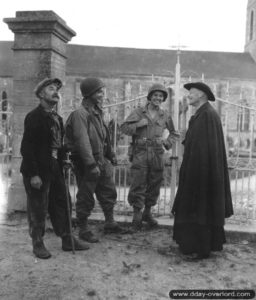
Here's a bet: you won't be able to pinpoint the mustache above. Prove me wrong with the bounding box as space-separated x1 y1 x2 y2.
52 93 60 99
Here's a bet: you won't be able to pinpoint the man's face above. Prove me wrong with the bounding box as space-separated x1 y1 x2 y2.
90 88 105 108
187 88 204 106
150 91 165 108
40 83 60 105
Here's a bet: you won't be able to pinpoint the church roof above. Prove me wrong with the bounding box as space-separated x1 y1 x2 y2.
66 44 256 80
1 41 256 80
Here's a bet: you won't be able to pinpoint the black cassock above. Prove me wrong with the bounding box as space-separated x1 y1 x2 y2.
172 102 234 257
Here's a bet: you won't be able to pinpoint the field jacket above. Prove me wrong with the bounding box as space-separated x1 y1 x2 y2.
64 102 115 170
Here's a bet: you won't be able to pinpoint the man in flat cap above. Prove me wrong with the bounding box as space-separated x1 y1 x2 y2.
65 77 126 243
20 78 89 259
171 82 233 259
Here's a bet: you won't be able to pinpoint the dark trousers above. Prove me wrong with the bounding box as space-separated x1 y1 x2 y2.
73 158 117 224
128 145 164 209
23 158 70 239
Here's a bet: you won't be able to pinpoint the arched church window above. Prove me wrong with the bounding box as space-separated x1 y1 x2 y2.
250 10 254 41
2 91 8 121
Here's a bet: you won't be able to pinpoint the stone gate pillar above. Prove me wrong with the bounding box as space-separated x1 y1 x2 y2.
4 11 76 211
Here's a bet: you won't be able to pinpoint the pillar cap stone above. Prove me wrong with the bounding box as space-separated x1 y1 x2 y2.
4 10 76 43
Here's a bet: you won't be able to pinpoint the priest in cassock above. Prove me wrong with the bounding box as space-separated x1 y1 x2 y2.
171 82 234 259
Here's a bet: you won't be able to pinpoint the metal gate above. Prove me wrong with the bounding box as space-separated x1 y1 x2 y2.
214 98 256 224
1 87 256 224
101 91 256 224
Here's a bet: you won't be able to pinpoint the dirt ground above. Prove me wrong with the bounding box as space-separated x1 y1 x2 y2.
0 214 255 300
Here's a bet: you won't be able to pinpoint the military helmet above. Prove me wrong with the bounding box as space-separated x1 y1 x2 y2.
80 77 105 98
147 83 168 101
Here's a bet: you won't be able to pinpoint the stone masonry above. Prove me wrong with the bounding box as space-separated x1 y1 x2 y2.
4 11 76 211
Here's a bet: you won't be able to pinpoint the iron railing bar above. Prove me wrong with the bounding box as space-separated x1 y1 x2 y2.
103 94 147 108
216 97 256 112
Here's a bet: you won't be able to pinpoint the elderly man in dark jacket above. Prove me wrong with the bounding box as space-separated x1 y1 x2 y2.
65 77 125 243
20 78 89 259
171 82 233 259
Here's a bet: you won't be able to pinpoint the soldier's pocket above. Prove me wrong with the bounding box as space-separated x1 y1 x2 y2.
102 160 113 178
131 147 146 169
130 168 147 186
155 119 165 135
152 148 164 170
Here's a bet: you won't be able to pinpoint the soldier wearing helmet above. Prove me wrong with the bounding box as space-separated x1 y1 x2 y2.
121 83 178 231
147 83 168 102
64 77 126 243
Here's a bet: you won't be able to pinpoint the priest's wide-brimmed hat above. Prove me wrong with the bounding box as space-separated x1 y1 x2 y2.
184 82 215 102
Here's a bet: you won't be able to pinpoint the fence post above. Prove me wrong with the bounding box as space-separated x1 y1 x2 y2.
248 111 255 164
113 95 118 154
224 83 230 156
170 51 181 212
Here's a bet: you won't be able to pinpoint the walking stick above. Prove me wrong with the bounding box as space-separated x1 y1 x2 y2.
64 152 75 254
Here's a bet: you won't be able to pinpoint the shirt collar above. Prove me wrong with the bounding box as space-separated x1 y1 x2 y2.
38 104 57 117
82 101 101 115
142 103 164 116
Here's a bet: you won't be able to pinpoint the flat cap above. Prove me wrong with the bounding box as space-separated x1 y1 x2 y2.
34 78 62 98
184 82 215 101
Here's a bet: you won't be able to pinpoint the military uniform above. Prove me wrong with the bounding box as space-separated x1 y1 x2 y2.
121 104 175 209
65 77 132 239
65 102 117 222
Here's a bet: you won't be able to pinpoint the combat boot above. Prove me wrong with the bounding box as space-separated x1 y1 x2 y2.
78 219 99 243
131 207 142 231
142 205 158 227
104 210 127 234
62 234 90 251
32 237 51 259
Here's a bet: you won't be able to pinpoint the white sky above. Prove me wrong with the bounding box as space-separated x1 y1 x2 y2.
0 0 248 52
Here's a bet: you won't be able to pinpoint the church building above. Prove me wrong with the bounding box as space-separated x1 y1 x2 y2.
0 0 256 150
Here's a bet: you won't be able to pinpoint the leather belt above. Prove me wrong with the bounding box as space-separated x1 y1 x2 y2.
135 138 162 146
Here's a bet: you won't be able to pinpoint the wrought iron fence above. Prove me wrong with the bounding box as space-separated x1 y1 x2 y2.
214 98 256 224
91 93 256 224
1 91 256 225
